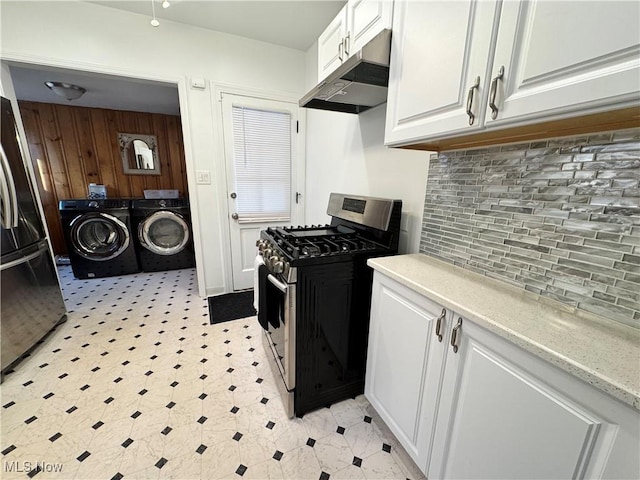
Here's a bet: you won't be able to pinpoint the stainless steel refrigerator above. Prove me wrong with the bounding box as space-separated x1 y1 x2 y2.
1 95 66 374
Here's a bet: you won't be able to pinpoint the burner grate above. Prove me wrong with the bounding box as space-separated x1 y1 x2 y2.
266 226 382 260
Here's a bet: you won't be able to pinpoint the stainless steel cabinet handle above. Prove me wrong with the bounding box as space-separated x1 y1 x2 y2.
343 33 350 56
435 308 446 342
450 317 462 353
231 213 239 220
466 76 480 125
0 146 12 229
338 41 344 62
489 66 504 120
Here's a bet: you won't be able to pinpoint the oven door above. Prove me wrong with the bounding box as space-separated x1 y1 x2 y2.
258 264 296 392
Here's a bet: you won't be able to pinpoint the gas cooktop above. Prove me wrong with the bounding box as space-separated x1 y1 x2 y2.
263 224 384 261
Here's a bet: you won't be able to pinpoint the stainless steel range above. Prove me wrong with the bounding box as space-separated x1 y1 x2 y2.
256 193 402 417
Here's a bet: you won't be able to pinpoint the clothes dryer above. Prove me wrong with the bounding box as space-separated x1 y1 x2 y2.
59 199 139 279
131 198 195 272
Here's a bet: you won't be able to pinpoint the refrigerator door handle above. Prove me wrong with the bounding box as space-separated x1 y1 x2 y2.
0 143 19 228
0 243 47 271
0 146 12 229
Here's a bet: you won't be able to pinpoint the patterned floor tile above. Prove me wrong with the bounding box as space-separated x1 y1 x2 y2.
343 419 386 459
313 431 356 472
156 452 202 480
0 267 421 480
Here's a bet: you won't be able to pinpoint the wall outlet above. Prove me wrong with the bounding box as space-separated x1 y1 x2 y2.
196 170 211 185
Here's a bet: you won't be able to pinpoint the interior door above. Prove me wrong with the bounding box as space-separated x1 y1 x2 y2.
221 93 302 291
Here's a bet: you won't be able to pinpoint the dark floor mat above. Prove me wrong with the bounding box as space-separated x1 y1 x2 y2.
208 290 256 324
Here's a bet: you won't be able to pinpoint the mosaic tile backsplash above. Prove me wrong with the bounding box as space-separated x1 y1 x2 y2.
419 129 640 329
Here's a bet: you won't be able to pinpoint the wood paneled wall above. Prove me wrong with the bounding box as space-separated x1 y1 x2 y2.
18 101 188 255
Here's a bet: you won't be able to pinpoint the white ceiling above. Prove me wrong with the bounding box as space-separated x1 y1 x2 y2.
88 0 346 51
9 1 346 115
11 64 182 115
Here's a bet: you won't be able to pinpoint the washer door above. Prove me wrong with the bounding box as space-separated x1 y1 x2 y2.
138 211 189 256
70 212 130 261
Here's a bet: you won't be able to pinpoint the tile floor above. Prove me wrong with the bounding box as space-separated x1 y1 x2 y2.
1 267 425 480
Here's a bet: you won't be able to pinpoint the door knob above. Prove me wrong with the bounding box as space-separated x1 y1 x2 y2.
230 192 237 199
231 213 239 220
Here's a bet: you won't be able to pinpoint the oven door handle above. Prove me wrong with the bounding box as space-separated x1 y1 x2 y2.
267 274 288 294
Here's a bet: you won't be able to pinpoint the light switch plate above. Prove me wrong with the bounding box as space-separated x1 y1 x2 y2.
196 170 211 185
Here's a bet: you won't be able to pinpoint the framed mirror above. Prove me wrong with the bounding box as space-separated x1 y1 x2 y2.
118 133 160 175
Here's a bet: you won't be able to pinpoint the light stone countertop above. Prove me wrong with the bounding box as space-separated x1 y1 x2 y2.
367 253 640 411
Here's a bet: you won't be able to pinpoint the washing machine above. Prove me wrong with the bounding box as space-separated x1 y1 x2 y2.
130 198 195 272
59 199 140 279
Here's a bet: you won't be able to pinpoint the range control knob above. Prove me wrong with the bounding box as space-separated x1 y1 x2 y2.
272 261 284 274
88 201 99 208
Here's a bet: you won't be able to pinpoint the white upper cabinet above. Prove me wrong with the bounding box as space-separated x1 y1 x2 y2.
347 0 393 54
318 6 348 83
385 0 500 146
385 0 640 148
317 0 393 83
486 0 640 126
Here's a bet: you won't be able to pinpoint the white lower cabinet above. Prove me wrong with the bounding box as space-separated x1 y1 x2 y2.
365 272 640 479
365 272 448 467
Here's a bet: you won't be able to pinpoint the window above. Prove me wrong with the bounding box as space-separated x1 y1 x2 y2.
231 106 291 222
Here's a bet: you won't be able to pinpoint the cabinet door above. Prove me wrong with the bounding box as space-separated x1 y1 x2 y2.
429 317 634 480
346 0 393 55
318 5 347 82
486 0 640 126
365 273 447 469
385 0 500 146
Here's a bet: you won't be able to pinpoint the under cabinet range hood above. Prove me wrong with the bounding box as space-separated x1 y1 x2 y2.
300 29 391 114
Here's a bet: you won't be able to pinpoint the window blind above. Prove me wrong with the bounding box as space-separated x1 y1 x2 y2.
232 106 291 223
